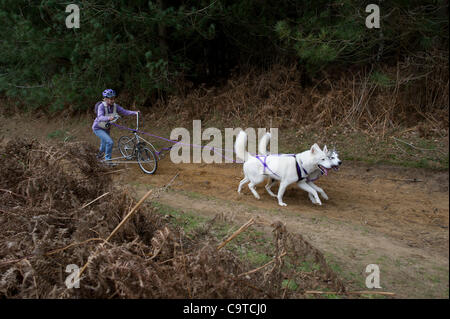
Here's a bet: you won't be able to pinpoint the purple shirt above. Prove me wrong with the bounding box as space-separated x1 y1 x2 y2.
92 101 137 131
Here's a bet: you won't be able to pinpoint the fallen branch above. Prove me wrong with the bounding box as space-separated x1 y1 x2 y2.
102 168 130 175
238 252 287 277
45 238 106 256
392 137 445 154
80 192 110 210
305 290 395 296
217 218 255 250
384 177 422 183
105 189 153 242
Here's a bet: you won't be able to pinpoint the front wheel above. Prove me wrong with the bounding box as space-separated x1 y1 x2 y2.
118 135 136 160
137 146 157 174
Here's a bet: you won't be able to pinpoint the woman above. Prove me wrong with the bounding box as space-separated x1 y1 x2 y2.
92 89 139 164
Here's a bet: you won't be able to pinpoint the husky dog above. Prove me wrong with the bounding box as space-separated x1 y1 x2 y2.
235 131 333 206
258 132 342 204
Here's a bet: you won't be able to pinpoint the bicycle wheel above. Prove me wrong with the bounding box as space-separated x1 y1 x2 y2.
137 146 158 174
118 135 135 160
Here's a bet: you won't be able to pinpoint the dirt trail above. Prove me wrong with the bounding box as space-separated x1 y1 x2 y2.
117 156 449 298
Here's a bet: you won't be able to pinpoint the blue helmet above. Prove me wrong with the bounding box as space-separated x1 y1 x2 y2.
102 89 116 98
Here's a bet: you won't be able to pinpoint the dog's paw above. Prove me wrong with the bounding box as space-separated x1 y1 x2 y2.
308 194 317 204
314 201 322 206
322 193 329 200
278 202 287 207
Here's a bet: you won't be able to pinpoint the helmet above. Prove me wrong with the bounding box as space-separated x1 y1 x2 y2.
102 89 116 98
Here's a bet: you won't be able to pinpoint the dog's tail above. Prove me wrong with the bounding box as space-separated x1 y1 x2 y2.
258 132 271 155
235 130 249 162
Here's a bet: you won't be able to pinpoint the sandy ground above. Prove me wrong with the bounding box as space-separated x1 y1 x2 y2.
1 113 448 298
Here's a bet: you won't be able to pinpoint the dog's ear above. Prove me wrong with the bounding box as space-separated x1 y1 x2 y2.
310 143 320 154
323 145 328 154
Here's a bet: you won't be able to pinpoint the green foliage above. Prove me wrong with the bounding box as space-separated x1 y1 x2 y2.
0 0 447 112
274 0 448 74
370 71 394 87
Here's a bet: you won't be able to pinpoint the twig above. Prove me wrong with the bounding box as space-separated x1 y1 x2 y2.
384 177 422 183
238 252 287 277
105 189 153 242
217 218 255 250
80 192 110 210
159 252 194 265
45 238 106 256
0 189 27 199
11 84 46 89
23 259 39 299
392 137 445 154
102 168 130 175
305 290 395 296
180 235 192 299
163 172 180 190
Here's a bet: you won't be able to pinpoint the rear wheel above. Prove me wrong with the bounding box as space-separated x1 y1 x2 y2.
118 135 135 159
137 146 157 174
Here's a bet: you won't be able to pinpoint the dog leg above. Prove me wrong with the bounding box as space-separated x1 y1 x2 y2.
297 181 322 205
308 193 317 204
238 177 249 193
276 181 290 206
307 181 328 200
248 182 261 199
265 178 277 197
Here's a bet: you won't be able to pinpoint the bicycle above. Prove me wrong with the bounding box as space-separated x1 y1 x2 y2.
104 113 158 174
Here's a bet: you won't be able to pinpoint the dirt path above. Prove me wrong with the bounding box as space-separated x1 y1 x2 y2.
116 157 449 298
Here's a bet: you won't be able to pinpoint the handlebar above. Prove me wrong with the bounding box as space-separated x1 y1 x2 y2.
136 111 139 131
105 111 141 130
109 114 121 123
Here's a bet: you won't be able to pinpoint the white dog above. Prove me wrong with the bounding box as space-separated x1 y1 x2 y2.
258 133 342 204
235 131 333 206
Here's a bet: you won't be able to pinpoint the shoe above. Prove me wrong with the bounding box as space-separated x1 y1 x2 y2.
96 151 105 159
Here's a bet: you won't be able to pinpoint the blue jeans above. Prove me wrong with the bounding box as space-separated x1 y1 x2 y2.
94 129 113 160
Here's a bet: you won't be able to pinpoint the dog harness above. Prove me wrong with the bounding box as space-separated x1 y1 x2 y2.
255 154 308 181
307 176 319 182
291 155 308 181
255 155 280 177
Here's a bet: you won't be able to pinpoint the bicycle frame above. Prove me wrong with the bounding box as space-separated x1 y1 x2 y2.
106 112 161 163
133 113 161 159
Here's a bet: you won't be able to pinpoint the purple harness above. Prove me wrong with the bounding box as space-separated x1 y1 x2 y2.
255 154 308 182
307 175 320 182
